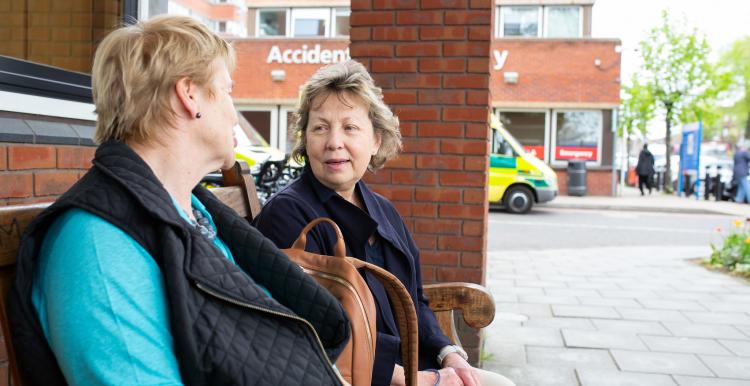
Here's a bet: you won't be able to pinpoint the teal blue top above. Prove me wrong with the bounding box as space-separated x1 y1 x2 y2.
31 194 268 386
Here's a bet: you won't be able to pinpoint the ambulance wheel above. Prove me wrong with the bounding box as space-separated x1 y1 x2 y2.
504 185 533 214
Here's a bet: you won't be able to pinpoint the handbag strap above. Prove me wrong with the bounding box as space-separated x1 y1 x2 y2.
292 217 418 386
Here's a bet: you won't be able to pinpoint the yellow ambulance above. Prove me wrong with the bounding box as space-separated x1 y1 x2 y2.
489 114 558 214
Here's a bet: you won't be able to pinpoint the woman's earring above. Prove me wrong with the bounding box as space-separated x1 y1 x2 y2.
195 112 202 119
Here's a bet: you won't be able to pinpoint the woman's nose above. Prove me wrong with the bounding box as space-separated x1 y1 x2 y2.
325 127 344 150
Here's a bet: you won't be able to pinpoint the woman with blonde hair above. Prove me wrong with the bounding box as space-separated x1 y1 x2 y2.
8 15 349 385
254 60 514 386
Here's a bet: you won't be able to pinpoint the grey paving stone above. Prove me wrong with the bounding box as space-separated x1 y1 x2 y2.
638 299 708 311
682 311 750 325
599 289 657 299
495 302 553 317
562 329 647 350
495 286 546 295
577 369 677 386
719 339 750 357
611 350 713 376
515 279 569 288
663 322 747 339
523 316 596 330
699 301 750 313
716 294 750 303
567 281 622 290
578 297 642 308
494 312 529 323
526 346 617 369
482 343 526 366
519 294 580 305
552 305 621 319
545 288 602 297
486 325 564 346
485 364 579 386
699 355 750 379
617 308 690 322
657 291 721 302
640 335 732 355
737 325 750 338
674 375 750 386
591 319 671 335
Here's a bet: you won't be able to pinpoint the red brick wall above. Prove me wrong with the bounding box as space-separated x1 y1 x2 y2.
556 168 613 196
492 39 621 105
231 39 350 101
0 143 93 206
349 0 493 363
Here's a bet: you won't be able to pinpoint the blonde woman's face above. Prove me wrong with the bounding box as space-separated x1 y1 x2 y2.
305 91 381 200
197 58 238 170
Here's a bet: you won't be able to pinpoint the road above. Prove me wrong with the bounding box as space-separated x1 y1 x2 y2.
488 207 735 251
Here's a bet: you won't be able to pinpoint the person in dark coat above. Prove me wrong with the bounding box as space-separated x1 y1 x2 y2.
253 60 515 386
7 15 349 386
635 144 656 195
733 142 750 203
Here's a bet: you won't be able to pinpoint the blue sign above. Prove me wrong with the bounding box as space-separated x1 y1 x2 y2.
678 122 702 198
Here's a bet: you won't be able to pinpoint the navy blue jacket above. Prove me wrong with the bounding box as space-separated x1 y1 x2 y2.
733 149 750 179
253 167 452 386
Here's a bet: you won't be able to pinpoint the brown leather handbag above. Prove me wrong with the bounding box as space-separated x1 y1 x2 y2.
282 217 418 386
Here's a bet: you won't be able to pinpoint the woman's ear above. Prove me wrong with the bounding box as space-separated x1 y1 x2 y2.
174 77 199 119
373 130 382 155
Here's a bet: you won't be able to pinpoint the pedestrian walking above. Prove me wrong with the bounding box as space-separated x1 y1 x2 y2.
635 144 655 195
733 142 750 203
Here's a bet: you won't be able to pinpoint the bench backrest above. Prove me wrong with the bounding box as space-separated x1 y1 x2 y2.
0 161 259 386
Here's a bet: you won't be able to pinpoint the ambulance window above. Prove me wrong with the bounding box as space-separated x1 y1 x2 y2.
493 131 515 157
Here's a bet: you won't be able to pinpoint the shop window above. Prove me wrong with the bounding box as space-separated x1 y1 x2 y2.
545 6 581 38
219 21 227 33
498 111 547 160
258 9 287 37
291 8 329 37
499 6 540 37
553 110 602 163
333 8 350 37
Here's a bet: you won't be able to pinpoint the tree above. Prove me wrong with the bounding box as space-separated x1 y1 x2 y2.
720 36 750 139
620 76 655 137
634 10 729 193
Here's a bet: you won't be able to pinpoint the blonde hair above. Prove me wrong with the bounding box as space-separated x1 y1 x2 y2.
92 15 236 144
292 60 402 171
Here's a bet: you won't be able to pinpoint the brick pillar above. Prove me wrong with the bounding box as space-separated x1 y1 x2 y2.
350 0 493 364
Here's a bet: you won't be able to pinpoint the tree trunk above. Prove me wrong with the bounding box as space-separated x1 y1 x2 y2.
745 110 750 140
664 107 673 194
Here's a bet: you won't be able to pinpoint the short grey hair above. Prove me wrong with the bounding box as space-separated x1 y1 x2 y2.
291 60 402 171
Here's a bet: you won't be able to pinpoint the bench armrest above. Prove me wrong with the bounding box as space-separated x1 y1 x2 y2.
424 282 495 346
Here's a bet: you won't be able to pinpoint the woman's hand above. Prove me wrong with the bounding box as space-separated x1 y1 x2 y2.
390 364 466 386
441 353 481 386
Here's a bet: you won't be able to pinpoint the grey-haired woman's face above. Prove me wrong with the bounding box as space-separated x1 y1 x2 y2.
304 91 381 198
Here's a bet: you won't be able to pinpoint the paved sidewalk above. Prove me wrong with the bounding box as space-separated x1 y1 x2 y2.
544 187 750 218
481 245 750 386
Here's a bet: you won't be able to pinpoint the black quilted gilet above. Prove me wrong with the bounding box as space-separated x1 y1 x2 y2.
7 141 350 386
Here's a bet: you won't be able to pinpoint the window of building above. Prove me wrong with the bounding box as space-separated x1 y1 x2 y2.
497 111 548 160
498 6 540 37
258 9 287 37
291 8 329 37
545 6 581 38
219 21 227 33
333 8 351 37
552 110 602 163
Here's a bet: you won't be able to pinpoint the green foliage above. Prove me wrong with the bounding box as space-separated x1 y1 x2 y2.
626 10 730 192
620 76 655 137
709 220 750 277
718 36 750 138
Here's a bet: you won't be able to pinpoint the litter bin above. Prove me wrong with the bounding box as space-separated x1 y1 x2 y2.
567 160 586 196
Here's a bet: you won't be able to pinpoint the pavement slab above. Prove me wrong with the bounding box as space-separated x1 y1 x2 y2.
486 364 579 386
562 329 647 350
699 355 750 379
610 350 713 377
616 307 690 322
523 317 596 330
719 339 750 357
576 368 677 386
673 375 750 386
552 305 622 319
681 311 750 325
590 319 672 335
640 335 733 355
526 346 617 369
486 325 565 347
663 322 747 339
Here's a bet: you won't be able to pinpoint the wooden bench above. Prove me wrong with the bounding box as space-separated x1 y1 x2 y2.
0 161 495 385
